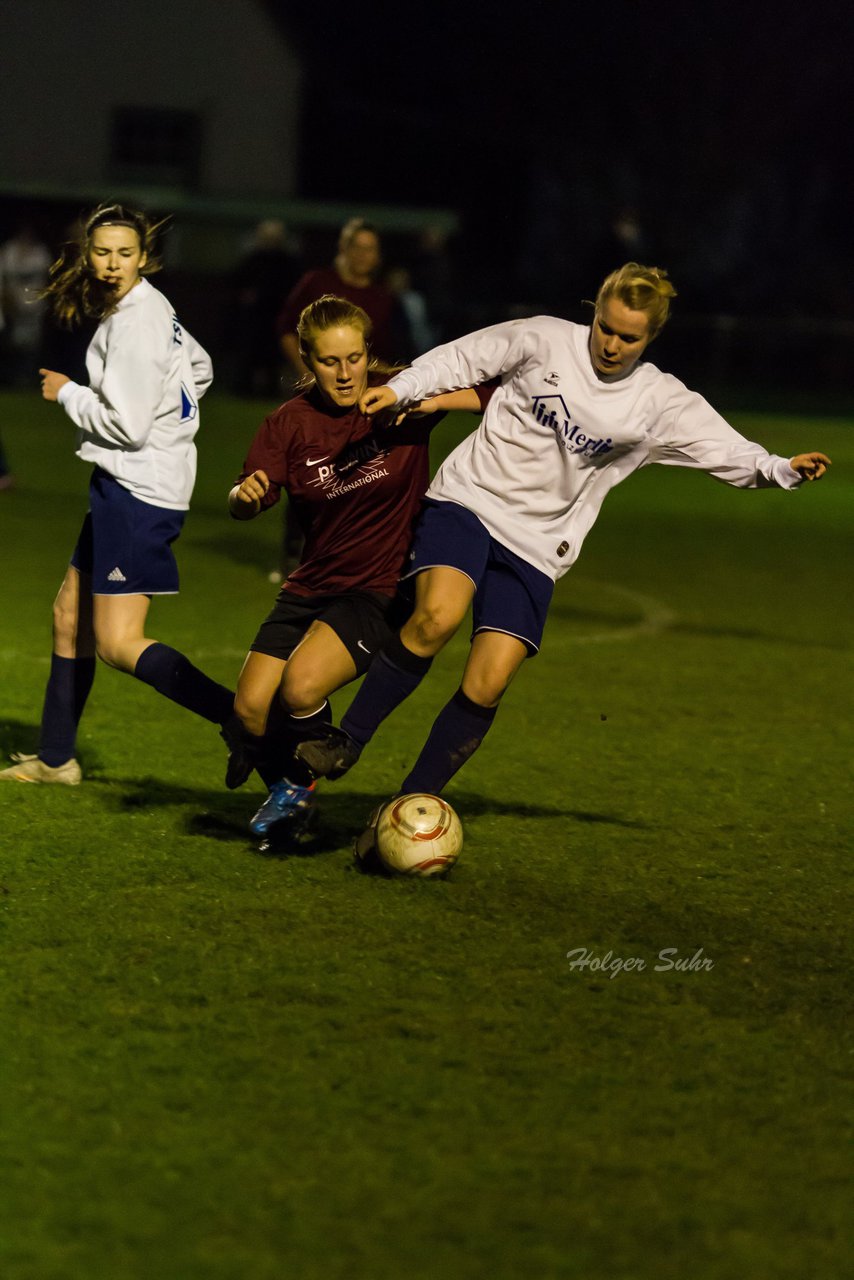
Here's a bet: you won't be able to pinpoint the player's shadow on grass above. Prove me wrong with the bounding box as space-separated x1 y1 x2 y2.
108 777 652 857
0 720 40 758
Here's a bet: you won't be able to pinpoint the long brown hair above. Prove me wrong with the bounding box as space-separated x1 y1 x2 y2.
42 204 166 328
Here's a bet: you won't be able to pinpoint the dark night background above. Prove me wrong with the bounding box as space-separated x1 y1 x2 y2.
271 0 853 320
1 0 851 395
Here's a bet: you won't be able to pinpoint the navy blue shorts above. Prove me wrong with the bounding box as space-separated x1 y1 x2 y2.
403 499 554 654
71 468 185 595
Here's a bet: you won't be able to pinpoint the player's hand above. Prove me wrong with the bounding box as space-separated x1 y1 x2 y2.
235 470 270 505
401 396 441 419
39 368 70 402
790 452 831 482
360 385 399 417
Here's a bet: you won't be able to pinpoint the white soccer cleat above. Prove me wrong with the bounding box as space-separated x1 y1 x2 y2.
0 753 82 785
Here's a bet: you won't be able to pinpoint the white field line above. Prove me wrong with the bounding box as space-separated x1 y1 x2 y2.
565 583 676 645
0 586 676 666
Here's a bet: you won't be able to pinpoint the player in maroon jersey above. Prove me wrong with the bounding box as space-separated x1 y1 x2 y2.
227 294 488 844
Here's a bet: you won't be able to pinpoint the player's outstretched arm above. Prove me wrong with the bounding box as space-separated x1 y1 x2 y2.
410 389 485 415
789 452 831 482
360 385 399 416
229 469 270 520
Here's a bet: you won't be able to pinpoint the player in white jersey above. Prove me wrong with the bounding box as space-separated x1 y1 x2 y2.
296 263 830 810
0 205 235 786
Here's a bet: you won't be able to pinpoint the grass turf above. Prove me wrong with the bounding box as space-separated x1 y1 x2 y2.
0 390 851 1279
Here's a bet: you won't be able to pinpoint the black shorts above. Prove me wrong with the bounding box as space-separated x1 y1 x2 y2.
250 589 410 675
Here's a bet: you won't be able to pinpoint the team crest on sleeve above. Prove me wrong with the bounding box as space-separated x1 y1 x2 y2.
531 393 613 460
180 382 198 422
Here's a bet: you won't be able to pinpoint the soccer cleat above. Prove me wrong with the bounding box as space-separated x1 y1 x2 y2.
352 802 388 874
0 753 82 785
296 727 362 781
258 803 320 854
249 779 317 838
220 714 256 790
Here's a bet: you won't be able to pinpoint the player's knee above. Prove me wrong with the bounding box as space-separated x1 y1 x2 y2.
234 688 267 737
94 637 120 669
461 673 509 708
406 604 460 654
279 666 324 715
94 635 134 671
52 597 79 648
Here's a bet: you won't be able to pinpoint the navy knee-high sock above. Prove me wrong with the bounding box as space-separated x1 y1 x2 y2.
38 654 96 766
133 643 234 725
401 688 497 795
341 634 433 748
257 702 332 788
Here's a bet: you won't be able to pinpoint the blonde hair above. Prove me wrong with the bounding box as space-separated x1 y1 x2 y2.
297 294 373 361
42 203 165 327
295 294 403 390
595 263 677 339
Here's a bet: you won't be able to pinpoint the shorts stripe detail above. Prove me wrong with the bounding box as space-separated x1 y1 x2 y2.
400 562 477 588
472 624 540 654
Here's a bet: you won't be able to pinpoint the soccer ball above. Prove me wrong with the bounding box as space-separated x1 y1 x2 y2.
374 793 463 877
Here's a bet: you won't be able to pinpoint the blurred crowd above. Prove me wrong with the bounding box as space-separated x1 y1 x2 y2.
1 185 849 436
221 216 459 399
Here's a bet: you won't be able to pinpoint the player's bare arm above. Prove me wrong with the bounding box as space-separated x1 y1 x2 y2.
229 469 270 520
410 389 484 415
39 368 71 402
789 452 831 482
360 385 399 416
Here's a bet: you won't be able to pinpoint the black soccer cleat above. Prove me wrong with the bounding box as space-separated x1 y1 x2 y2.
220 713 256 790
296 727 362 781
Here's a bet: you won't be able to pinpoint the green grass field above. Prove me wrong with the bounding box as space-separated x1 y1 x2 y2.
0 389 851 1280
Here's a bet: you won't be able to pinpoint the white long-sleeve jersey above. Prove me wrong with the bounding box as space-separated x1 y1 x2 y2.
387 317 801 581
57 278 213 510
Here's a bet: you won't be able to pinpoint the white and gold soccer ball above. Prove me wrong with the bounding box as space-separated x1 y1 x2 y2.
374 794 463 877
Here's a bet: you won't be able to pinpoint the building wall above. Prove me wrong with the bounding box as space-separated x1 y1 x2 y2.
0 0 301 198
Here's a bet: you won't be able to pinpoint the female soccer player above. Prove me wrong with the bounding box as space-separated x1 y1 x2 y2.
0 204 234 786
227 294 488 841
297 263 831 809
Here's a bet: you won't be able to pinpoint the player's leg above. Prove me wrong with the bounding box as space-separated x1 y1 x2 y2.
0 564 96 783
400 540 554 795
246 620 358 836
81 470 235 725
297 565 474 780
92 593 235 726
234 623 351 790
400 630 527 794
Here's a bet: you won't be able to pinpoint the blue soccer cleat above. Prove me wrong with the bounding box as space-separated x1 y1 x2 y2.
249 779 317 838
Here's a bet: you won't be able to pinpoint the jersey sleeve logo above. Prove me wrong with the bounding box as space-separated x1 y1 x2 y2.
180 382 198 423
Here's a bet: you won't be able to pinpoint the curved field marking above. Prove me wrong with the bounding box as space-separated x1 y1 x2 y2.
2 592 674 668
567 582 677 646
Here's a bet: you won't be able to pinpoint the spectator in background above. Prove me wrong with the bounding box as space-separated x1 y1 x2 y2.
227 219 301 397
411 224 457 345
278 219 398 382
587 205 650 289
275 219 402 577
0 221 51 387
384 266 433 359
0 432 12 491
